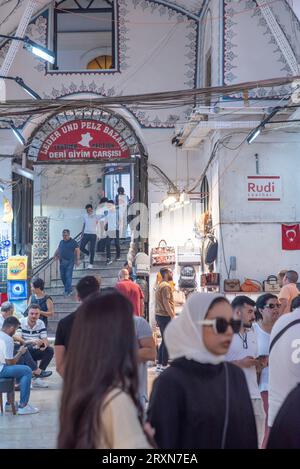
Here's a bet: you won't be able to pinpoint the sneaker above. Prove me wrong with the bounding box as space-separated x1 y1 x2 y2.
32 377 49 388
5 401 19 412
106 259 113 265
17 404 39 415
161 365 169 371
66 291 73 296
115 257 121 261
87 264 94 269
39 370 52 378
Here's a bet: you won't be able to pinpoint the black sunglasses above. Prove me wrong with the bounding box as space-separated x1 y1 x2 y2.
264 303 280 309
200 317 242 334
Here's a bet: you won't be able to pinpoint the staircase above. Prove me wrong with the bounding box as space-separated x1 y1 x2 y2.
34 240 130 336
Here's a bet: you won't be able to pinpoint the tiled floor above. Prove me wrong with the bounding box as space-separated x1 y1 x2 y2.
0 365 158 449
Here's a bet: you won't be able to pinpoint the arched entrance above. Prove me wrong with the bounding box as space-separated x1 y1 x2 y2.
26 107 148 267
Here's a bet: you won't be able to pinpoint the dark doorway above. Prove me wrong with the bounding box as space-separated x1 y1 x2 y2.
12 172 33 260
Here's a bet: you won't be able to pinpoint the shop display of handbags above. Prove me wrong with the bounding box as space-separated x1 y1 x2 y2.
177 239 201 266
178 265 197 290
201 273 220 287
224 279 241 292
263 275 281 292
240 278 262 293
135 252 150 276
151 239 176 266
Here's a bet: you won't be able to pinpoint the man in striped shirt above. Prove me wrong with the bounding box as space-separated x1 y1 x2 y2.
15 305 54 385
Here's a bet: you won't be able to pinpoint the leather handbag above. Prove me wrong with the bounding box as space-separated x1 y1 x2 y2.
178 265 197 289
201 273 220 287
224 279 241 292
204 235 218 265
263 275 280 292
151 240 175 266
173 289 186 306
135 252 150 276
177 239 201 265
240 279 262 293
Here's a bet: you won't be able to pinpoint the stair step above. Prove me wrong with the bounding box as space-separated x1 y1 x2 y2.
53 311 75 320
48 277 117 291
50 267 122 281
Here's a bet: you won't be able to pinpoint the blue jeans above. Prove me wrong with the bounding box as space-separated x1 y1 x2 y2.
155 315 172 366
0 364 32 407
60 259 74 294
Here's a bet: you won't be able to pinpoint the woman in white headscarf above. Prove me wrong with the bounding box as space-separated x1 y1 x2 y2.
147 292 257 449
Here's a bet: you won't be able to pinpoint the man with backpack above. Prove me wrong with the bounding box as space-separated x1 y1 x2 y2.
155 267 175 373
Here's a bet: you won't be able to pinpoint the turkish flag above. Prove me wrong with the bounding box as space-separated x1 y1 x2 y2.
282 224 300 250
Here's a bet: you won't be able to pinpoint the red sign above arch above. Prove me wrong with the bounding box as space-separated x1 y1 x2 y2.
37 119 130 162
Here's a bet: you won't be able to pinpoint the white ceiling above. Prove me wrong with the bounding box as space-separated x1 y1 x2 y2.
0 0 205 38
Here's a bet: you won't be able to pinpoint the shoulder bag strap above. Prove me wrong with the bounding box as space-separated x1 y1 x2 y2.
269 319 300 354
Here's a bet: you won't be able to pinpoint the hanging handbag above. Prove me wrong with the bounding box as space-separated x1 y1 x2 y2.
135 252 150 277
204 235 218 265
263 275 280 292
224 279 241 292
177 239 201 265
201 273 220 287
240 279 262 293
173 289 186 306
178 265 197 289
151 240 175 266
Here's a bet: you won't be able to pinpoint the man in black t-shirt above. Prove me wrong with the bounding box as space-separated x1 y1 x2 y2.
54 229 80 296
54 275 100 377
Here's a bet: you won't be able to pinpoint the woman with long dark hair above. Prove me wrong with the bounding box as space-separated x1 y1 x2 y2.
58 292 151 449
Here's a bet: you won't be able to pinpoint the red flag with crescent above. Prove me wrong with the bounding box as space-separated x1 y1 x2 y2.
282 224 300 250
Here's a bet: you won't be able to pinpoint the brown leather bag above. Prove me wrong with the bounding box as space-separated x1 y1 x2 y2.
224 279 240 292
240 279 262 293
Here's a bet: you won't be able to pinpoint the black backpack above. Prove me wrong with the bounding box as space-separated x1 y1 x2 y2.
178 265 197 289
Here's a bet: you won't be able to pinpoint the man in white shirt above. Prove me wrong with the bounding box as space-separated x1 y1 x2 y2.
268 306 300 428
80 204 103 269
15 305 54 387
225 295 266 448
105 200 121 265
0 301 14 328
0 316 39 415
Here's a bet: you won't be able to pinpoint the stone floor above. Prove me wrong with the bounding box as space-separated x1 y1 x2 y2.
0 365 157 449
0 366 61 449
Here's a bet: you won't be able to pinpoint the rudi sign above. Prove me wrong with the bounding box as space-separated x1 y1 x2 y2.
37 119 130 162
247 176 281 201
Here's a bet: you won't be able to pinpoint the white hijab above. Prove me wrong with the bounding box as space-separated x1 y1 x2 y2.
165 292 227 365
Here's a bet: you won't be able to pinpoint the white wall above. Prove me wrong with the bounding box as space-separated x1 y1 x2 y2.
213 130 300 285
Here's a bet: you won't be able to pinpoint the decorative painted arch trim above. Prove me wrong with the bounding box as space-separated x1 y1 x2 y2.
26 107 148 163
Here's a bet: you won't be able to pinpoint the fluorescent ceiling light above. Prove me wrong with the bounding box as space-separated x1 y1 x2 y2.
12 164 34 181
0 34 55 64
163 195 177 207
11 125 25 145
247 127 261 144
24 38 55 64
